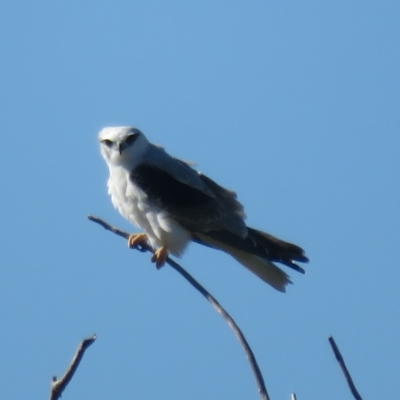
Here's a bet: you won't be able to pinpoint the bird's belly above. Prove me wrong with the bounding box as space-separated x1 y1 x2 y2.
109 174 191 255
145 209 192 256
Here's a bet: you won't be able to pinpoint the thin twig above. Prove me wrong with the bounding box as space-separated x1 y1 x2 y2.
50 334 97 400
88 215 270 400
328 336 363 400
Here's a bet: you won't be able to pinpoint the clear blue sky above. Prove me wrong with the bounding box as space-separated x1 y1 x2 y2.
1 1 399 399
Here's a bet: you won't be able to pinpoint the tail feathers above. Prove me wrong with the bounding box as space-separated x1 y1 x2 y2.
194 232 292 292
193 228 309 291
230 250 292 292
247 228 308 274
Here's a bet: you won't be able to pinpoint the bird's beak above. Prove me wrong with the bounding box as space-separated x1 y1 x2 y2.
118 142 123 155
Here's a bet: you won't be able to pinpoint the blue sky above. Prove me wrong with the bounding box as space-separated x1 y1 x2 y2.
1 1 399 399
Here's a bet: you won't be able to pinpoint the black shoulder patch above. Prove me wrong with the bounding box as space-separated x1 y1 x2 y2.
130 163 213 209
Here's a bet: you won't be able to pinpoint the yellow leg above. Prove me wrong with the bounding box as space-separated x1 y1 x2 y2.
151 246 169 269
127 233 148 248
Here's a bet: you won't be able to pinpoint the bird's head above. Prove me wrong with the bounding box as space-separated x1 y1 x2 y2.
98 126 149 168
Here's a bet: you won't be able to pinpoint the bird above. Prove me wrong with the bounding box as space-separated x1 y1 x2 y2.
98 126 308 292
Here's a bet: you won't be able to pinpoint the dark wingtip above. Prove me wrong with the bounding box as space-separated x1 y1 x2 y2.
296 254 310 263
247 227 309 273
283 261 306 274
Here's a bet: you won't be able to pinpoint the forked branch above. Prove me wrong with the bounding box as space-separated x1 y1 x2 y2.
50 334 97 400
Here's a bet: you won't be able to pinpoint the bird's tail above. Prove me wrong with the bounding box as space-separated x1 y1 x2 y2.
193 228 308 292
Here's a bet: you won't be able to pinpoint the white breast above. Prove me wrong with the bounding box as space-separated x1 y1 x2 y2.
107 164 191 256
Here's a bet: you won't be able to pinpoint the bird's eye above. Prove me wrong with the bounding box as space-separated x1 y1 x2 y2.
125 134 139 146
101 139 113 148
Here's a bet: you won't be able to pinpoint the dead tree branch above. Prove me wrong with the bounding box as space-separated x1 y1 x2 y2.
50 334 97 400
88 215 270 400
328 336 363 400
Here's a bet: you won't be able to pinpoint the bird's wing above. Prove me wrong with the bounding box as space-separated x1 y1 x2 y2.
143 144 215 194
129 148 247 236
130 145 308 292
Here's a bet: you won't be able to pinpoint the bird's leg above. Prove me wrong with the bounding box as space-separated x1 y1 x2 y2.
151 246 169 269
127 233 148 248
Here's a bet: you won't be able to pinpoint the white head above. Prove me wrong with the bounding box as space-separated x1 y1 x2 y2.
98 126 150 169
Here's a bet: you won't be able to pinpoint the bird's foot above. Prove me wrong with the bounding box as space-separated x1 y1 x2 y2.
127 233 148 248
151 246 169 269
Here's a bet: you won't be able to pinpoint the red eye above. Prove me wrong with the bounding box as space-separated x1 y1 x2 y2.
125 134 138 145
101 139 113 148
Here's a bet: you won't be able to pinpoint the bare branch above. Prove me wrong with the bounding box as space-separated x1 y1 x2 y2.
88 215 270 400
328 336 363 400
50 334 97 400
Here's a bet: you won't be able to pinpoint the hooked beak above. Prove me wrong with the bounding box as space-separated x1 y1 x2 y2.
118 142 124 155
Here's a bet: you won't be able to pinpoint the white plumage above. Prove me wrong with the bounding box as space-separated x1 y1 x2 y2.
99 126 308 292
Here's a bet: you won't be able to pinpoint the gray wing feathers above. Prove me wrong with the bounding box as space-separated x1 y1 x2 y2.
144 144 247 237
198 174 247 237
145 145 214 195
